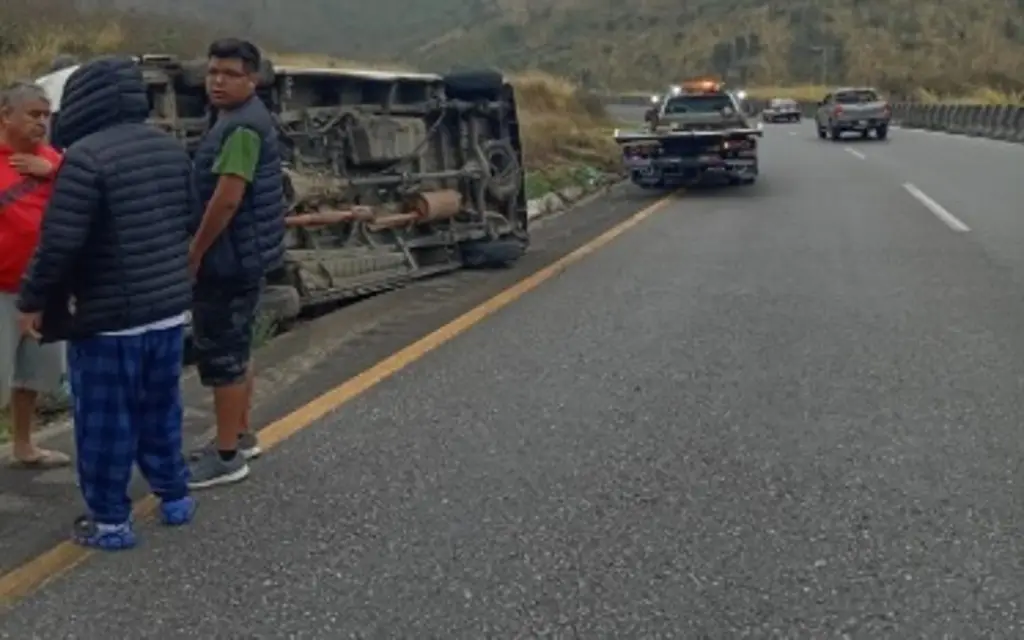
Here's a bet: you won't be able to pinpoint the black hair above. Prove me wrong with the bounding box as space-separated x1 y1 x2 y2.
207 38 261 73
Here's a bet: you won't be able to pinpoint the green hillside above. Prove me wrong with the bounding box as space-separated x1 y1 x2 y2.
31 0 1024 96
91 0 1024 95
405 0 1024 95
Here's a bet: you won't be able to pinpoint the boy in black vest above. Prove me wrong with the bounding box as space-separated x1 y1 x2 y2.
187 39 286 489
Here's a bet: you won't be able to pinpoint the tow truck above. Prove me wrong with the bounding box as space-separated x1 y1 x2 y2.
614 78 762 188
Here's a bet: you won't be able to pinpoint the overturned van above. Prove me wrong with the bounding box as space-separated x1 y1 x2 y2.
36 55 529 328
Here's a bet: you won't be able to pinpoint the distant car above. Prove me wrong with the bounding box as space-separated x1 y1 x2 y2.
815 87 891 140
762 98 801 123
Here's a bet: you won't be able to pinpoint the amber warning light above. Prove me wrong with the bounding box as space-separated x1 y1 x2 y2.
680 78 723 93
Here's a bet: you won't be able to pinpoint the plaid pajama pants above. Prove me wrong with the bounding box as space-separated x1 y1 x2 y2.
68 325 189 525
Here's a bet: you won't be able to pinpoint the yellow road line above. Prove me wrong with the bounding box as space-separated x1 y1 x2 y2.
0 193 676 609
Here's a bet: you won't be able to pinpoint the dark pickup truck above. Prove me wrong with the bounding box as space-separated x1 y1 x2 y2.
762 97 801 122
615 89 763 188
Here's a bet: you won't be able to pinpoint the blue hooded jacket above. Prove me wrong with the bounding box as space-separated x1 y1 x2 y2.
18 56 194 338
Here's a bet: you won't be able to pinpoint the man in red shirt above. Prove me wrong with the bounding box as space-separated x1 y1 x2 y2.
0 81 69 468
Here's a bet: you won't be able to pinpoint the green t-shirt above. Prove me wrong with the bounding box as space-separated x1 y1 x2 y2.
212 127 261 182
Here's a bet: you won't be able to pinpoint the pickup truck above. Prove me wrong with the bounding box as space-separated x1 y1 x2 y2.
814 87 891 140
614 88 763 188
762 98 801 123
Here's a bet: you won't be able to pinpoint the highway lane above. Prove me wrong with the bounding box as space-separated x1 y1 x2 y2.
809 122 1024 284
3 126 1024 636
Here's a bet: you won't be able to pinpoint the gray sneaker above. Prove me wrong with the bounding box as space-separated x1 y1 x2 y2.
237 431 262 459
189 431 262 462
187 449 250 490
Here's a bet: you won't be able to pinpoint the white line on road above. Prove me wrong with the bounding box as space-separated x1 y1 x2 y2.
788 131 797 136
902 183 970 232
843 147 866 159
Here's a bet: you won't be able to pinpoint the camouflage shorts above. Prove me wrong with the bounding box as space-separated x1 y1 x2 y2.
191 279 263 387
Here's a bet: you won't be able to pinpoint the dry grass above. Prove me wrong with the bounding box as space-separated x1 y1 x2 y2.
510 71 618 173
0 22 126 84
745 85 1024 105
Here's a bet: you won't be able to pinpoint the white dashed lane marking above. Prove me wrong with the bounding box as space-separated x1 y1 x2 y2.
903 182 970 232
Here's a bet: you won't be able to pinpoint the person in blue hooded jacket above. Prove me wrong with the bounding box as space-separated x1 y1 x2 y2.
16 56 197 550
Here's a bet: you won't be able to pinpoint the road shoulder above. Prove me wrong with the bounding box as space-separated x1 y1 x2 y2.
0 182 663 589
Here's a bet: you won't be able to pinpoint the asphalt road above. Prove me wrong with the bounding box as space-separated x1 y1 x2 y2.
3 123 1024 637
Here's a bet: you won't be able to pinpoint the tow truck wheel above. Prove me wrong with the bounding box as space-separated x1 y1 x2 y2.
876 125 889 140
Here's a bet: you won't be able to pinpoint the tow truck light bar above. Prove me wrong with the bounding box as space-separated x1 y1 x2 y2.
676 78 725 94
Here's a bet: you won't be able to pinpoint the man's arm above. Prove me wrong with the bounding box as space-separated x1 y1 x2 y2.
8 147 63 183
190 127 260 261
17 147 99 313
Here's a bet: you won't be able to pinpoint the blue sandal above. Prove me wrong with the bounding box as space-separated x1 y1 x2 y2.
160 496 197 526
72 516 136 550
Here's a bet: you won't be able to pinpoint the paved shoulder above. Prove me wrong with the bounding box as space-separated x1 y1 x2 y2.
2 129 1023 637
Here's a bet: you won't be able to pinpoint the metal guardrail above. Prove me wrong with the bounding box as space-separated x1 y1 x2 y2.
603 95 1024 143
873 102 1024 141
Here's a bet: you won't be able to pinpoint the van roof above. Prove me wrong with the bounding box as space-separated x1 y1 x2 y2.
35 62 446 112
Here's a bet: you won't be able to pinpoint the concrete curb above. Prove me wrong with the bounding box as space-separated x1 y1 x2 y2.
526 174 620 221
